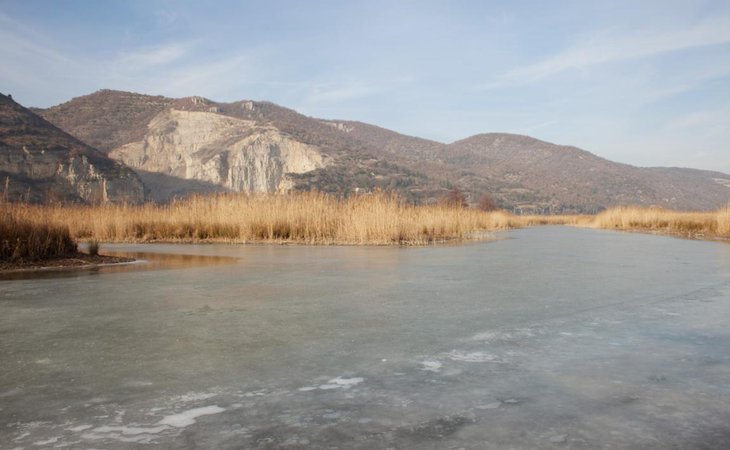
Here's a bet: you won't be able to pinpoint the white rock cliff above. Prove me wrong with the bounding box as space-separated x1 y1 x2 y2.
110 110 328 193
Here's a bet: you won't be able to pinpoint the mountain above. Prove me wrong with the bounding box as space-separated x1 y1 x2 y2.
0 92 144 204
38 90 445 202
36 90 730 211
444 133 730 212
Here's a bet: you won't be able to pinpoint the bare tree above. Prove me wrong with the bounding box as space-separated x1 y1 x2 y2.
440 187 468 208
477 193 498 211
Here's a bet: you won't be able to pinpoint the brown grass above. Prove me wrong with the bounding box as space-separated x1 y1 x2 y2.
516 214 593 226
3 191 519 245
0 207 77 261
591 205 730 239
5 192 728 249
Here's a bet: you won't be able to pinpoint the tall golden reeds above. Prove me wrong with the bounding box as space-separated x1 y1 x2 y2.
0 207 77 261
4 192 728 249
3 191 516 245
591 204 730 238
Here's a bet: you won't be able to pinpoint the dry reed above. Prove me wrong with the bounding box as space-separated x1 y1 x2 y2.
591 205 730 239
3 192 517 245
515 214 593 227
0 207 77 261
5 191 727 248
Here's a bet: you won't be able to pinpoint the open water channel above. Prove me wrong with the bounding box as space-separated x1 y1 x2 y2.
1 227 729 449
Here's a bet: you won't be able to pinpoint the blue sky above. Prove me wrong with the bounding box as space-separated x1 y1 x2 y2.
1 0 729 173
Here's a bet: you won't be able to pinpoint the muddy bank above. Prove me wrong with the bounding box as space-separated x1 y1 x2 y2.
0 253 135 274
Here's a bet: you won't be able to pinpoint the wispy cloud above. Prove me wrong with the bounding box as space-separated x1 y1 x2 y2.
141 53 256 98
0 13 73 65
481 15 730 89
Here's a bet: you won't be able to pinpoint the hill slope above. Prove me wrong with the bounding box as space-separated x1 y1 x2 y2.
445 133 730 212
0 93 144 204
36 90 730 211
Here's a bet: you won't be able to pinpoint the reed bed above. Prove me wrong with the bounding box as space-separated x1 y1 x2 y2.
5 192 728 249
3 192 517 245
516 214 593 227
0 208 77 261
591 205 730 239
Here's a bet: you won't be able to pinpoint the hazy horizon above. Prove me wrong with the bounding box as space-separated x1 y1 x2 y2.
1 0 728 173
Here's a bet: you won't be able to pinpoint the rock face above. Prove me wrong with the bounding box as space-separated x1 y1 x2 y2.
109 109 327 193
36 90 730 211
0 93 144 204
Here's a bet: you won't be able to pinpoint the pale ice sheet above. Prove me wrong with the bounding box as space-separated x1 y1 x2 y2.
317 376 364 390
157 406 225 428
420 360 443 372
2 228 730 449
445 350 500 362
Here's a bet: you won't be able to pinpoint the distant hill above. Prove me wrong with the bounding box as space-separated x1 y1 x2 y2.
35 89 730 211
0 93 144 204
444 133 730 212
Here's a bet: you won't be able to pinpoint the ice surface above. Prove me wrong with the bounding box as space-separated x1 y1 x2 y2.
92 425 168 435
2 228 730 449
65 425 93 432
445 350 499 362
157 406 225 428
318 377 364 390
420 360 443 372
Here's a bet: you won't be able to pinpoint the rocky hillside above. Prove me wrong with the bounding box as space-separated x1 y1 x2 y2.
36 90 730 211
0 93 144 204
39 90 443 202
445 134 730 212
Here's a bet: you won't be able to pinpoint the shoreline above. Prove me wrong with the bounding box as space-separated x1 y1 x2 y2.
0 254 136 275
587 226 730 244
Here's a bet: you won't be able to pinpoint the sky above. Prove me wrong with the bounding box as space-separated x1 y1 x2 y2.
1 0 729 173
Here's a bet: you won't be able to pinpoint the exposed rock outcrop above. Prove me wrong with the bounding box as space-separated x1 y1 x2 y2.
0 93 144 203
35 90 730 211
109 110 327 193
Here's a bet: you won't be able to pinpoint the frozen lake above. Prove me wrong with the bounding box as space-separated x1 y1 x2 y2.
1 227 730 449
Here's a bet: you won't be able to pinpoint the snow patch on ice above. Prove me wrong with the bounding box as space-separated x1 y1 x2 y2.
318 377 364 390
124 380 154 387
157 405 225 428
82 431 159 444
476 401 502 410
66 425 93 432
446 350 499 362
92 425 168 435
420 360 442 372
13 432 30 441
472 328 535 342
32 436 59 445
169 392 217 403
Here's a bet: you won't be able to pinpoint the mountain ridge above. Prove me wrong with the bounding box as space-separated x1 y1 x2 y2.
0 92 144 204
34 89 730 211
